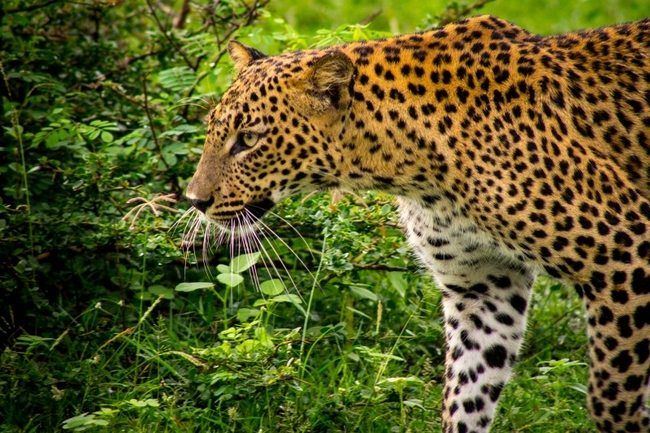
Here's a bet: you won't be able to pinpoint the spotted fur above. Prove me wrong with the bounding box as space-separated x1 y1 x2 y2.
186 15 650 433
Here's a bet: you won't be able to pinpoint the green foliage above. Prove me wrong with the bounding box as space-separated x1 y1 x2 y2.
2 0 645 432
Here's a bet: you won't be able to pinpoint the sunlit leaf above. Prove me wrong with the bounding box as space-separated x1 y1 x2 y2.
259 279 285 296
229 252 261 273
217 264 230 274
217 273 244 287
271 294 302 304
100 131 113 143
175 282 214 292
127 398 159 408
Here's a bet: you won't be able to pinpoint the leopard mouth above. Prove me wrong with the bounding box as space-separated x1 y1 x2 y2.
208 198 275 226
243 198 275 219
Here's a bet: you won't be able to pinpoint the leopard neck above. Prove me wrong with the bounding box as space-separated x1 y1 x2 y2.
334 16 536 202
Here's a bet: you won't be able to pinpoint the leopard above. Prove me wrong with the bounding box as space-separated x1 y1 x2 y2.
185 15 650 433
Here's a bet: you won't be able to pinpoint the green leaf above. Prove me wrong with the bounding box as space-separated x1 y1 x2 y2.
62 413 109 431
165 142 190 155
62 413 92 429
135 291 153 301
162 151 177 167
158 66 196 92
87 129 100 140
568 383 588 395
346 306 372 319
270 293 302 304
175 282 214 292
378 376 423 386
127 398 159 408
159 124 199 138
216 264 231 274
100 131 113 143
237 308 260 322
259 279 285 296
252 298 269 307
387 272 407 297
148 285 174 299
217 273 244 287
229 252 261 273
403 398 425 409
350 285 378 301
270 293 306 315
347 352 360 362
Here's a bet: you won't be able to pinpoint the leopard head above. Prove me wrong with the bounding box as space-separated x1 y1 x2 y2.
186 41 355 225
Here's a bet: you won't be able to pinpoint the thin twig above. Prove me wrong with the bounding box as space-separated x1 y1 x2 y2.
177 0 269 118
141 78 169 170
115 50 162 71
184 0 270 100
145 0 196 71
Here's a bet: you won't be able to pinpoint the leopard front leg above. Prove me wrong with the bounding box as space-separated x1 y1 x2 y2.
398 197 536 432
436 266 535 433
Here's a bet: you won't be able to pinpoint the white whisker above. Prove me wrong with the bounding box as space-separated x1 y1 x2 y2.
240 213 263 292
262 208 315 261
202 220 216 279
182 213 202 270
245 220 275 284
170 207 196 233
245 209 306 304
250 211 319 292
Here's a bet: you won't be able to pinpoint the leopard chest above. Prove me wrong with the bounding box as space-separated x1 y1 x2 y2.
396 197 529 275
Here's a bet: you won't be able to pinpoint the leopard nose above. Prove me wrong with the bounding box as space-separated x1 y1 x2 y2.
189 197 214 213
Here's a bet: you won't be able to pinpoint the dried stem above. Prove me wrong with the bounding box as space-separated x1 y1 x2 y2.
174 0 192 29
437 0 495 26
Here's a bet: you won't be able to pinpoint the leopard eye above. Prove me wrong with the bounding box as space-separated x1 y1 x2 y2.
230 131 259 156
242 132 257 146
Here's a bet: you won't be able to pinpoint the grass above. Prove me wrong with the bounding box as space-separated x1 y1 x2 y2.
1 194 593 433
271 0 650 36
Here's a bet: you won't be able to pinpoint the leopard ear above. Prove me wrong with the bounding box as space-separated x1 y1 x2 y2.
307 51 354 92
228 40 266 71
305 50 354 108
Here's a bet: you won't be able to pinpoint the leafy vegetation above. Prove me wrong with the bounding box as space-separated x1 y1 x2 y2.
1 0 647 432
